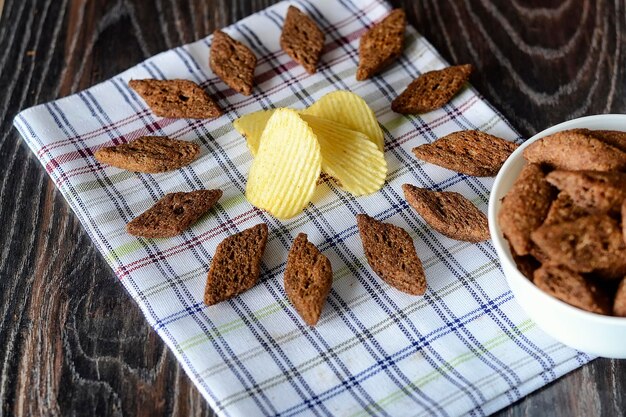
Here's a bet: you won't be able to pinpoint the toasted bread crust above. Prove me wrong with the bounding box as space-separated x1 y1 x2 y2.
356 9 406 80
126 189 222 238
356 214 426 295
412 130 518 177
284 233 333 326
95 136 200 173
392 64 472 114
210 30 257 95
129 79 222 119
204 224 268 305
280 6 325 74
403 184 489 242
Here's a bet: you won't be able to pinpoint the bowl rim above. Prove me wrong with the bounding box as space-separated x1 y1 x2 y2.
488 114 626 325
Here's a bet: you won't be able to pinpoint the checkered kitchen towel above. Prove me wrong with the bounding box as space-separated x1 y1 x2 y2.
13 0 591 415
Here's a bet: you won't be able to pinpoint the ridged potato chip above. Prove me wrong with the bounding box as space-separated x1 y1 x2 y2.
246 109 321 219
301 114 387 196
233 109 276 156
302 91 384 151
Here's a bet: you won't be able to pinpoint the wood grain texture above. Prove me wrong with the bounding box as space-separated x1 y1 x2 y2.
0 1 624 416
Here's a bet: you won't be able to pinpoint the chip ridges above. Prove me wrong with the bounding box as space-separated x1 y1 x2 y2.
412 130 518 176
523 129 626 172
245 108 321 219
210 29 257 95
284 233 333 326
402 184 489 242
391 64 472 114
204 223 268 305
129 79 222 119
236 110 386 195
302 90 385 151
356 214 426 295
300 114 387 196
498 164 556 256
95 136 200 173
533 265 611 315
356 9 406 81
126 189 222 238
280 6 325 74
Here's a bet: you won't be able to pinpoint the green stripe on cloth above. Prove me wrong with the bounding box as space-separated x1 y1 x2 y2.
13 0 591 415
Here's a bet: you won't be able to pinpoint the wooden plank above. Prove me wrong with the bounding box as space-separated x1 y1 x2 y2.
0 1 624 416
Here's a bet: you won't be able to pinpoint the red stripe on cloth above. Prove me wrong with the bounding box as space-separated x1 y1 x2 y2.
115 207 263 279
35 0 378 156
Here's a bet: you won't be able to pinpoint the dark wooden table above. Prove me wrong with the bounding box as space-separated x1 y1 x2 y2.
1 1 625 416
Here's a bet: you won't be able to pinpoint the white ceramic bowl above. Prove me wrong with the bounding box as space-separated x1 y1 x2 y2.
488 114 626 358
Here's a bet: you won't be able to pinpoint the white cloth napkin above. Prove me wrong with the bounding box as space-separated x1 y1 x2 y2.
14 0 591 415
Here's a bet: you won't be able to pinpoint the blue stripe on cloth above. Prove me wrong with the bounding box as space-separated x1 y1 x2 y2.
353 2 561 385
235 19 392 416
51 95 240 415
13 0 594 416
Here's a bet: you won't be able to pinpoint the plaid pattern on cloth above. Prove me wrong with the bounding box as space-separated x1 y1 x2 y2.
13 0 592 415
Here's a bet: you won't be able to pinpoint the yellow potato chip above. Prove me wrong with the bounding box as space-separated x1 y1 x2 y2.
302 90 384 151
245 109 321 219
300 114 387 196
233 109 276 156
